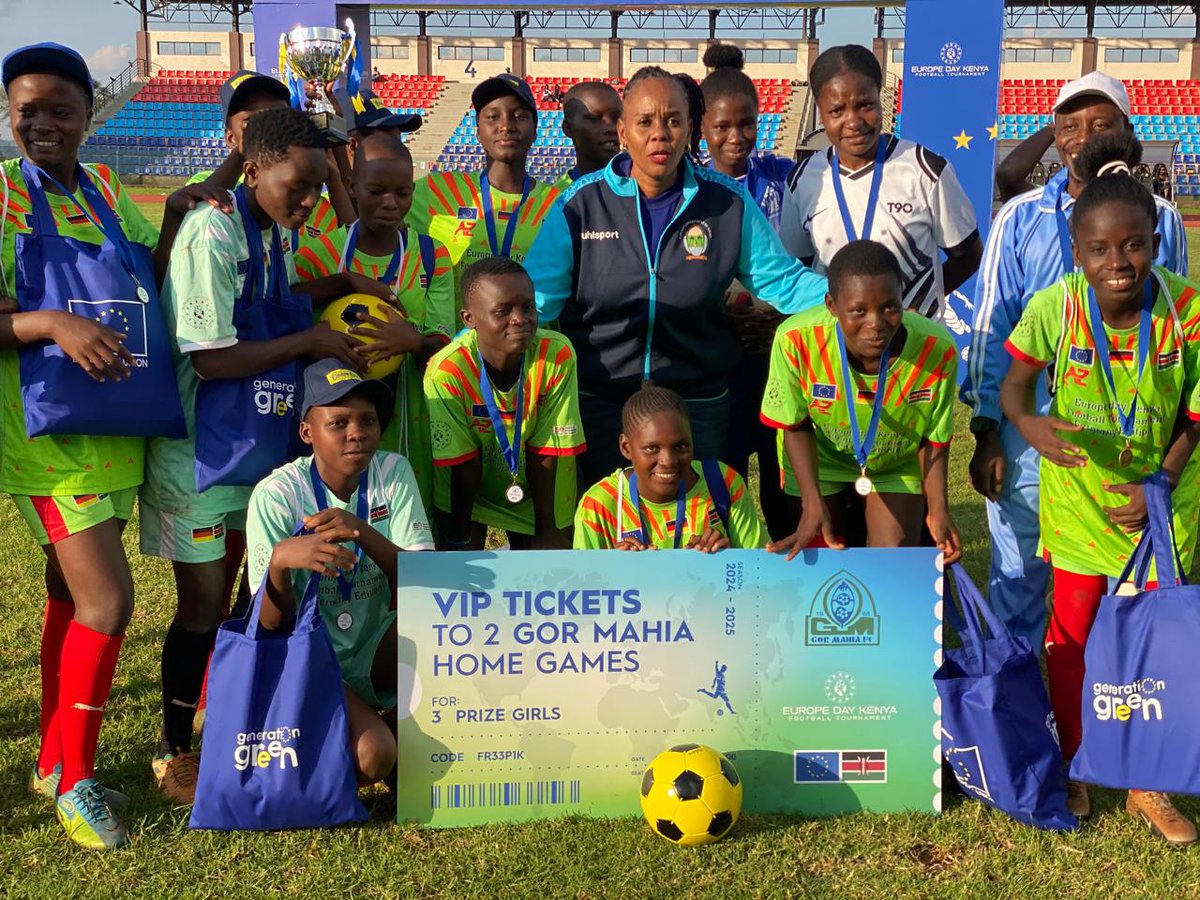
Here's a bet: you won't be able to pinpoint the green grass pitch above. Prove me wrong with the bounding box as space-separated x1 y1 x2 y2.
0 197 1197 897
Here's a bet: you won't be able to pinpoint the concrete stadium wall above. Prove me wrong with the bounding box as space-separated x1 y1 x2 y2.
141 31 1200 84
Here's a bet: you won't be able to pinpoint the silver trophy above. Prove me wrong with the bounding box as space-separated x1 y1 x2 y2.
280 18 357 144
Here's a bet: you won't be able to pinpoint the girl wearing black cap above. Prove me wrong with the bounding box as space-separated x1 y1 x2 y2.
407 73 559 304
0 40 223 850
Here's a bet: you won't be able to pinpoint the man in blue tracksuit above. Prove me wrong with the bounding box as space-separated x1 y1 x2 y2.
527 149 827 483
961 72 1188 648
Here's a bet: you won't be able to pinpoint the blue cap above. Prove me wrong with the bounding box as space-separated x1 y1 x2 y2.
471 73 537 117
220 69 290 121
335 87 422 134
300 358 393 428
2 42 93 103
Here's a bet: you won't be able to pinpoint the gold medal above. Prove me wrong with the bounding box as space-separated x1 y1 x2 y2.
1119 441 1133 468
854 468 873 497
505 481 525 504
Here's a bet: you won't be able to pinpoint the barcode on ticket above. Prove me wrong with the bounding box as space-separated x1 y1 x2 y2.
431 780 582 809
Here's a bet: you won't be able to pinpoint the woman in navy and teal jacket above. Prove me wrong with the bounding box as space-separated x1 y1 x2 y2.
526 65 826 483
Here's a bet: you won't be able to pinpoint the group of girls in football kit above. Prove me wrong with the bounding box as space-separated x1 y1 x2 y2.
5 35 1196 849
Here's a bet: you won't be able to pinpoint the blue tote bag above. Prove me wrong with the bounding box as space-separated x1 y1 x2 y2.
189 551 367 831
936 564 1077 830
192 186 311 491
1070 470 1200 795
13 161 186 438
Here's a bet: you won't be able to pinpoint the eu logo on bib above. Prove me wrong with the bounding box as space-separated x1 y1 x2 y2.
68 298 149 360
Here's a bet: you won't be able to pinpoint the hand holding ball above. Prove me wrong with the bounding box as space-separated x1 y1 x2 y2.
320 293 411 379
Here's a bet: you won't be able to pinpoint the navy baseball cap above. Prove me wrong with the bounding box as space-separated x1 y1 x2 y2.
2 42 93 103
335 87 422 134
471 73 537 116
220 70 290 121
300 358 393 428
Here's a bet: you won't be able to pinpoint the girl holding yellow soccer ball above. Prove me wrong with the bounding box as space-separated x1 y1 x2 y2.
297 131 456 510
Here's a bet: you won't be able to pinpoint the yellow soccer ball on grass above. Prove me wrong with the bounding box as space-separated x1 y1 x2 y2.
320 293 405 380
639 743 743 846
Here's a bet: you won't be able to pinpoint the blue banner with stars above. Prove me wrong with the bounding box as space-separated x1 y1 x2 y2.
900 0 1005 370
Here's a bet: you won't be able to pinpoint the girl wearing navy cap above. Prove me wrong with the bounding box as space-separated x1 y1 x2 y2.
0 42 222 850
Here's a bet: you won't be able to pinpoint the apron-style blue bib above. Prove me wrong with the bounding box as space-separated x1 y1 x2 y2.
193 186 312 491
14 161 185 438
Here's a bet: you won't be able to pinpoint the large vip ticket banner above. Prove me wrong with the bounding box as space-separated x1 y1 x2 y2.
395 549 944 828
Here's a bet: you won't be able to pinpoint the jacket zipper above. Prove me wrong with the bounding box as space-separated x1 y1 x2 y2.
637 185 693 382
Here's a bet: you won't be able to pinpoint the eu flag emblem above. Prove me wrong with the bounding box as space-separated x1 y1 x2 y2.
1068 346 1094 366
794 750 839 783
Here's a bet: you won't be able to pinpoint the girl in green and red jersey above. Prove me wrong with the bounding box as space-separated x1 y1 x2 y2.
573 382 768 551
0 42 226 850
761 240 961 562
1001 140 1200 844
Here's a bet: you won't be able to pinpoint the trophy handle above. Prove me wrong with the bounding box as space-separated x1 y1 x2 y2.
340 18 361 94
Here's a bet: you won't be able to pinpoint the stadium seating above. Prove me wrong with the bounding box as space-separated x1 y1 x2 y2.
433 75 795 180
895 78 1200 196
84 70 447 178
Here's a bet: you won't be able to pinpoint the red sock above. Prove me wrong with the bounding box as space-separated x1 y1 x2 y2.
37 596 74 777
57 621 124 794
1045 568 1107 762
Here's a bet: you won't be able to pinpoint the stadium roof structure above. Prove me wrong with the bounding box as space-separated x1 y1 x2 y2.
118 1 1200 21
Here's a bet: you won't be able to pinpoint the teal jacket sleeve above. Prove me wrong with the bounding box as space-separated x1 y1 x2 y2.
736 195 828 315
528 198 576 323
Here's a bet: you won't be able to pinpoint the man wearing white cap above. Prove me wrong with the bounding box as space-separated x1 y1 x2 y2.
961 72 1188 701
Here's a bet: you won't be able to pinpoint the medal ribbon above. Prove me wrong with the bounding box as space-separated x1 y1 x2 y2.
835 322 894 474
344 220 406 290
830 137 888 243
479 171 532 258
308 464 368 602
477 352 524 484
32 163 145 294
235 185 288 305
626 472 688 549
1085 280 1155 442
1052 179 1076 274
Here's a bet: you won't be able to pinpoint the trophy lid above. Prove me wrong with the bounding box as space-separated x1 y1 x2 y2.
284 25 348 45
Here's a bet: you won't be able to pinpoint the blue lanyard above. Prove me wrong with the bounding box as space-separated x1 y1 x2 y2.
835 322 894 472
477 352 524 480
627 471 687 549
31 163 145 297
1085 280 1155 440
830 137 888 243
479 171 532 258
235 185 287 304
308 464 368 602
344 221 405 288
1053 180 1076 274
